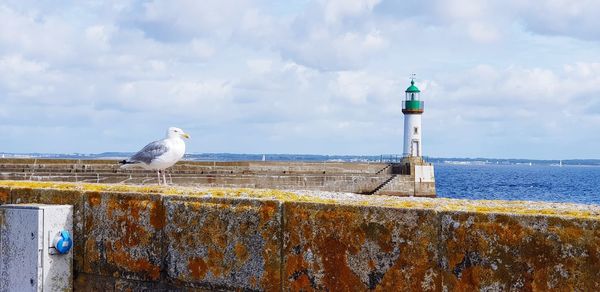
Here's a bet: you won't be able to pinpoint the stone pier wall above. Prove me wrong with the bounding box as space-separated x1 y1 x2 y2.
0 158 436 197
0 180 598 291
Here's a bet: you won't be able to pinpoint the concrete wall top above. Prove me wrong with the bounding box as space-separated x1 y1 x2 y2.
0 158 386 175
0 180 598 220
0 158 380 167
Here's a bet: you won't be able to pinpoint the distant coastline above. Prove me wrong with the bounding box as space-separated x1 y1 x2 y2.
1 152 599 166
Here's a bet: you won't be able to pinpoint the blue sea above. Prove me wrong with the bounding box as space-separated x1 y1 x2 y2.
435 164 600 205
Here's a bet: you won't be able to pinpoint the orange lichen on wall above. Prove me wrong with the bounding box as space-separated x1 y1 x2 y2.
106 241 161 280
163 197 282 291
87 192 101 206
0 187 10 204
84 238 100 263
283 202 440 291
439 212 600 291
83 192 163 281
188 257 208 279
149 200 165 229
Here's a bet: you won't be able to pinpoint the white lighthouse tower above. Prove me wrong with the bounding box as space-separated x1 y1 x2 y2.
374 75 435 197
402 77 424 157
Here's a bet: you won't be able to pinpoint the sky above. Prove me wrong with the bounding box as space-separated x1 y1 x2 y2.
1 0 599 159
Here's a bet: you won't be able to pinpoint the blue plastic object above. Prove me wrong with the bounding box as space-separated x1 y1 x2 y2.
55 230 73 254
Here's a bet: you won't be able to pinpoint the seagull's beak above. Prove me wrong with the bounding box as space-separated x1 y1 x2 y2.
182 133 190 139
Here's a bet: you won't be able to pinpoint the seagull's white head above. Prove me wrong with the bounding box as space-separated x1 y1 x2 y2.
166 127 190 139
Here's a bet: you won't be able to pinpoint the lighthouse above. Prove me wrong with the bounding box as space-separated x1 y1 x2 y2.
365 75 435 197
385 75 435 197
402 77 424 157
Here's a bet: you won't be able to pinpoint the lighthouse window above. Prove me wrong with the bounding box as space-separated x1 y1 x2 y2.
414 127 419 134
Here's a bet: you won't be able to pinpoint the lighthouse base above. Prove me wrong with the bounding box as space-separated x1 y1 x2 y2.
374 156 436 197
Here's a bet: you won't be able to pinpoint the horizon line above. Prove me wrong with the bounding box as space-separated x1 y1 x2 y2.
1 152 599 162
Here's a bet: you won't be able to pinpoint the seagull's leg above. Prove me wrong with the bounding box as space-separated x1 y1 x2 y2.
162 170 167 186
157 170 161 185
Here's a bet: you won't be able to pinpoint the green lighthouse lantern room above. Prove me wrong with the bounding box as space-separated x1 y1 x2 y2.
402 79 424 114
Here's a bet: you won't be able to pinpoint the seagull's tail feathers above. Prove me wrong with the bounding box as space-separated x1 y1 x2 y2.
119 160 141 169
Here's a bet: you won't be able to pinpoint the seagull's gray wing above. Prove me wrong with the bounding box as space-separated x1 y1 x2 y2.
128 140 169 164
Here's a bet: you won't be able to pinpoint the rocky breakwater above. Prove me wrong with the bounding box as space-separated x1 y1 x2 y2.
0 180 598 291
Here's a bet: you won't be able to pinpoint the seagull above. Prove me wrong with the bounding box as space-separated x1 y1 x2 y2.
119 127 190 185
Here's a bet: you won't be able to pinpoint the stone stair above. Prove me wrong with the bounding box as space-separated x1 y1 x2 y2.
368 174 397 195
375 163 392 175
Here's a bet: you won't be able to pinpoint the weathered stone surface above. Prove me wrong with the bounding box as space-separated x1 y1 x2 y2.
439 212 600 291
414 181 436 197
10 187 86 272
377 175 414 196
283 202 440 291
83 191 165 281
1 181 600 291
114 278 178 291
164 196 282 291
74 273 116 291
74 273 186 292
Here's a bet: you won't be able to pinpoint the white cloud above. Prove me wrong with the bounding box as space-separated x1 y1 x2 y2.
85 25 114 51
0 0 599 158
0 54 47 74
190 39 216 58
322 0 381 24
246 59 273 74
139 0 258 41
0 5 74 61
516 0 600 40
281 28 389 70
330 71 395 104
116 79 232 116
425 62 600 157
